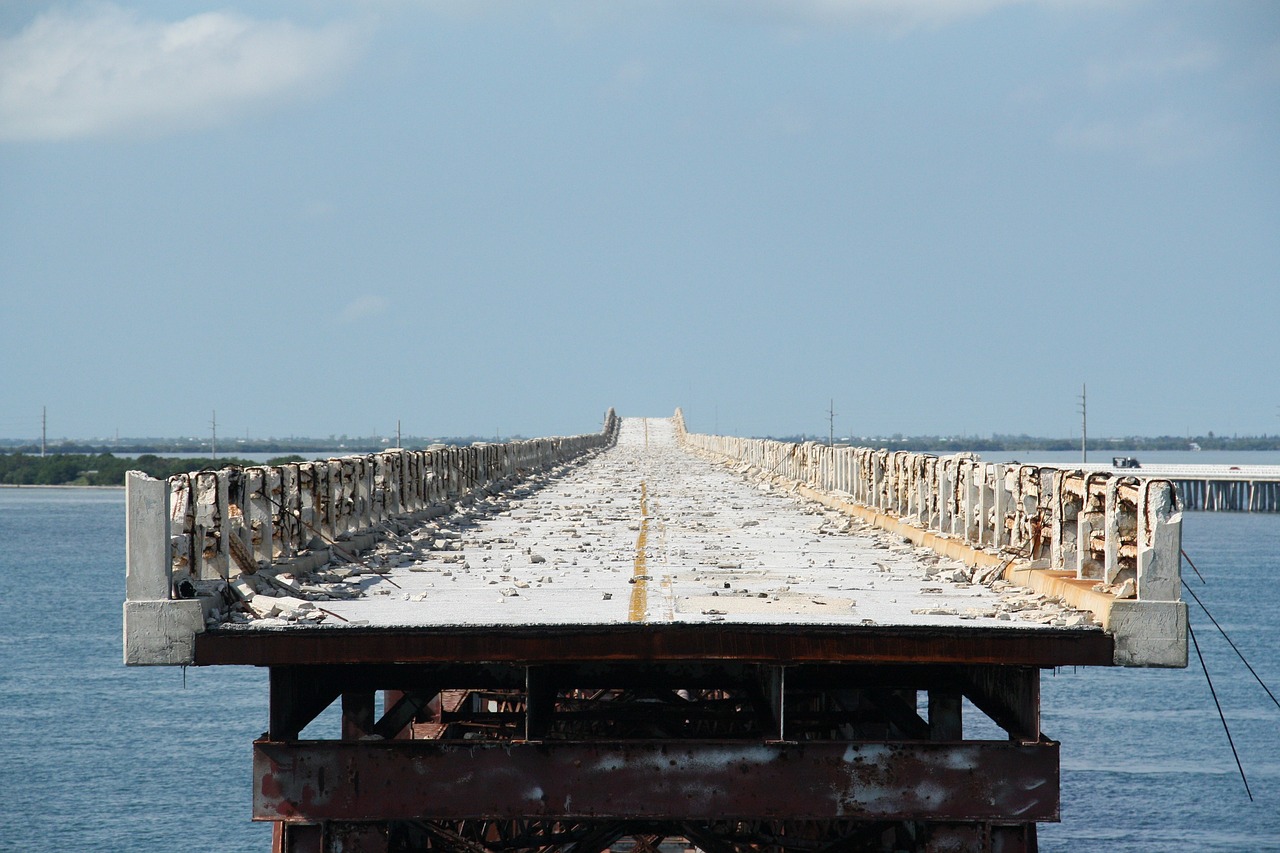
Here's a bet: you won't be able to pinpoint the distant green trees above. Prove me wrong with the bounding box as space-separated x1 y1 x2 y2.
0 453 261 486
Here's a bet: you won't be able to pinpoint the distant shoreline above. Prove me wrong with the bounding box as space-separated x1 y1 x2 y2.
0 483 124 490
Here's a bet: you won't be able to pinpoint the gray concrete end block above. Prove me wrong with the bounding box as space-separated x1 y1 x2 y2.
123 600 205 666
126 472 171 601
1108 600 1188 668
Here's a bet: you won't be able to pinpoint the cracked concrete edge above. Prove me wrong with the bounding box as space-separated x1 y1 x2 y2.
1106 600 1189 668
123 600 205 666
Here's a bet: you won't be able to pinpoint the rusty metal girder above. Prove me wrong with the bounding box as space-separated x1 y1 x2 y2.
255 739 1058 824
199 624 1112 667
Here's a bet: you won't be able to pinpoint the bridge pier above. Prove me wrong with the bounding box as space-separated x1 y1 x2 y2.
256 661 1056 853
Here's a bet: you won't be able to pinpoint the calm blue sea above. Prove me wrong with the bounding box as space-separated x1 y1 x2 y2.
1 481 1277 852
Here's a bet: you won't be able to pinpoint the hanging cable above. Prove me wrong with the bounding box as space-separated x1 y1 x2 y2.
1182 578 1280 711
1188 620 1253 801
1180 548 1207 583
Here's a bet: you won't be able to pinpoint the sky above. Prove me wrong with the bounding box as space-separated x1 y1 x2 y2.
1 0 1277 442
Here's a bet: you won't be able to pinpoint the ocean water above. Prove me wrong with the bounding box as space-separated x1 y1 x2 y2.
0 488 270 852
0 487 1277 851
1040 509 1280 851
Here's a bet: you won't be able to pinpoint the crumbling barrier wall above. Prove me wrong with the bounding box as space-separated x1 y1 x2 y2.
124 409 619 664
169 409 619 585
673 409 1181 604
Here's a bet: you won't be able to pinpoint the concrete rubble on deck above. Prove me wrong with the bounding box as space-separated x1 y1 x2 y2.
207 419 1097 633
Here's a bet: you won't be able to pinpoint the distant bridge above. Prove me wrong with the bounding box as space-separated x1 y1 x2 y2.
1043 462 1280 512
124 410 1188 853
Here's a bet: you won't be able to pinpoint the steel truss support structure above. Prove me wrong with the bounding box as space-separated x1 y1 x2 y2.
261 662 1051 853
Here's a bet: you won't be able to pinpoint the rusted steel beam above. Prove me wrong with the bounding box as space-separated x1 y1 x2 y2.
341 692 376 740
261 662 1034 699
270 667 342 740
254 739 1059 823
198 624 1113 667
958 665 1041 741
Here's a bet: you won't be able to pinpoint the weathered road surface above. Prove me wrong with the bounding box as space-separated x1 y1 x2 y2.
255 418 1089 632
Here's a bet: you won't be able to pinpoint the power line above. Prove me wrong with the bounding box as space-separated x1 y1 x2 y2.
1182 576 1280 711
1078 384 1087 464
1188 620 1253 801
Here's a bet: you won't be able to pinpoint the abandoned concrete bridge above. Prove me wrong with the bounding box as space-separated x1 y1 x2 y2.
124 411 1188 853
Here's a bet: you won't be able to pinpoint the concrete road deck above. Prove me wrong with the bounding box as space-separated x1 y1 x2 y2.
226 418 1095 634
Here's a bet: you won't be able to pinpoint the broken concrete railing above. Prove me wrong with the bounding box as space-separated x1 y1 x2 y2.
124 409 620 665
673 409 1186 667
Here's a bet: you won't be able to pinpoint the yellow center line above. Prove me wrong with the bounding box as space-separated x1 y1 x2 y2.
653 494 675 621
628 480 649 622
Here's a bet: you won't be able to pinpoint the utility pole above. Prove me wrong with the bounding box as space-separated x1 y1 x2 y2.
1079 385 1087 464
827 399 837 447
41 406 46 457
211 410 218 460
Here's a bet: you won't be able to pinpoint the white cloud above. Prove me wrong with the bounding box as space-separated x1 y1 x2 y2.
1086 45 1220 88
406 0 1121 33
340 295 389 322
734 0 1021 28
0 5 367 141
1056 110 1239 165
698 0 1121 31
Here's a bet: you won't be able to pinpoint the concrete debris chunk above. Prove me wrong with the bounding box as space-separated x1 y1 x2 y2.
247 594 315 619
230 576 257 601
266 573 303 594
972 564 1004 586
